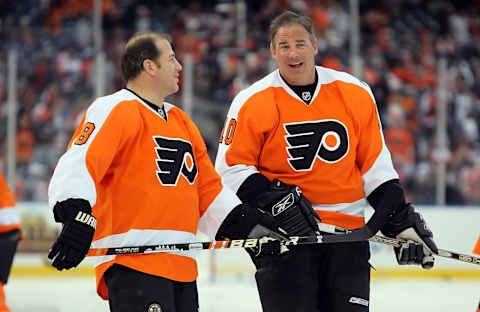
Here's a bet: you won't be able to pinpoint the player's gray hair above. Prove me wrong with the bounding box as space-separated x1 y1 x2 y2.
269 11 317 46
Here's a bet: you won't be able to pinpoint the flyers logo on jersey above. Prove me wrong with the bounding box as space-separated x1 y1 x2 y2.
153 136 198 186
283 120 349 171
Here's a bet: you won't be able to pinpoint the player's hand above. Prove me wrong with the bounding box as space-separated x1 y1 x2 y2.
256 180 320 237
48 199 96 270
250 180 321 257
215 203 287 242
381 203 438 269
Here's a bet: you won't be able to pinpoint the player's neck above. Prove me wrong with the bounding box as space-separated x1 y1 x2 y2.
126 80 164 108
279 67 316 86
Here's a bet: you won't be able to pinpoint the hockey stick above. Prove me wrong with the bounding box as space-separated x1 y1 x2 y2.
86 224 374 257
370 234 480 266
86 222 480 265
321 223 480 266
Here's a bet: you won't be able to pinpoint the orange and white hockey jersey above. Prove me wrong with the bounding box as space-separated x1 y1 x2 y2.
0 173 20 234
474 235 480 255
48 89 240 299
215 66 398 230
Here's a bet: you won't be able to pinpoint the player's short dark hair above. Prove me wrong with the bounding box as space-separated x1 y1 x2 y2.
269 11 316 46
120 32 172 82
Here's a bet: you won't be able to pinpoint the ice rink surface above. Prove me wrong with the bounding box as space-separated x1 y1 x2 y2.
4 275 479 311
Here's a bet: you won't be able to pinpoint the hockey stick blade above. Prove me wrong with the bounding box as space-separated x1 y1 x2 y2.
86 225 375 257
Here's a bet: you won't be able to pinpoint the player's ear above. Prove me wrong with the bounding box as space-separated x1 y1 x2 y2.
270 41 276 57
143 59 156 75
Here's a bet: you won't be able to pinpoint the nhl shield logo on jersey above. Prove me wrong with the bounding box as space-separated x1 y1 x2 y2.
153 136 198 185
147 302 162 312
301 91 311 101
283 120 349 171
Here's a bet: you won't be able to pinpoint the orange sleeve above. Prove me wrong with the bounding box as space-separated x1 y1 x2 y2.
185 117 223 217
352 89 384 175
48 99 141 208
224 90 279 168
474 235 480 255
0 173 21 234
0 174 15 208
83 101 140 184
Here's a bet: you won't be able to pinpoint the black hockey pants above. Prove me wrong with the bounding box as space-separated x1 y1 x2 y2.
104 264 199 312
251 240 371 312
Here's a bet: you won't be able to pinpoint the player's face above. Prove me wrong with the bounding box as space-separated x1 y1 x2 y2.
270 24 318 86
153 39 182 97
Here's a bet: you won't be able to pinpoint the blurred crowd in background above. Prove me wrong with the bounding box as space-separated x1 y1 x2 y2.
0 0 479 205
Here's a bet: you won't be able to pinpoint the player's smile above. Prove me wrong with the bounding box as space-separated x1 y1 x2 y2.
289 61 303 69
270 24 318 85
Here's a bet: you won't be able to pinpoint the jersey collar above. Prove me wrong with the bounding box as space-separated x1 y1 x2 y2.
124 88 168 121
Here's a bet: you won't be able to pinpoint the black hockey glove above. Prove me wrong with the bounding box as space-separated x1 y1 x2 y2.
256 180 320 237
381 203 438 269
244 180 320 257
48 199 96 271
215 203 287 242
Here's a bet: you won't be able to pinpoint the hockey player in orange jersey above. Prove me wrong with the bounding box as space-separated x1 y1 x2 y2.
215 11 438 312
47 32 286 312
0 173 21 312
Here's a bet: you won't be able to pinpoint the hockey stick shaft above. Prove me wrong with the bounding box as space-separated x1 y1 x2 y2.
323 224 480 266
86 224 373 257
87 223 480 265
369 234 480 265
87 235 320 256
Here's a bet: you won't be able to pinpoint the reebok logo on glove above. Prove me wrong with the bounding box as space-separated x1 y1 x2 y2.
75 211 97 229
271 193 295 216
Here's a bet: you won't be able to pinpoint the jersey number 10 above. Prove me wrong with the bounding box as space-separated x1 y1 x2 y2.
218 118 237 145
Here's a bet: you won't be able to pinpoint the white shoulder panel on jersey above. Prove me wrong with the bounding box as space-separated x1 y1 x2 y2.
48 89 137 209
316 66 377 104
227 70 279 118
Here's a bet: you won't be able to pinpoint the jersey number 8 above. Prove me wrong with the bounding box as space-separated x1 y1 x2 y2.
74 122 96 145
